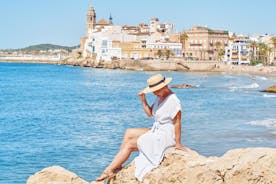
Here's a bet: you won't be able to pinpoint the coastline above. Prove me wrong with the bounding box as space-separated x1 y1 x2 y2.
1 57 276 76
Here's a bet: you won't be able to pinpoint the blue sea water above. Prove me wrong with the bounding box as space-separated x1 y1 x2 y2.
0 62 275 184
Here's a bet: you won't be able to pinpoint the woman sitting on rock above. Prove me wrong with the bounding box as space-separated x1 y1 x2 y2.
96 73 188 182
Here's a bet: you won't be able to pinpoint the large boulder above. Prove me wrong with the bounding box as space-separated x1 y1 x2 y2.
27 166 89 184
92 147 276 184
262 85 276 93
28 148 276 184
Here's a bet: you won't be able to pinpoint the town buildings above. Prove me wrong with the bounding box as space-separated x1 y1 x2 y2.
79 5 276 65
80 5 182 61
183 26 229 61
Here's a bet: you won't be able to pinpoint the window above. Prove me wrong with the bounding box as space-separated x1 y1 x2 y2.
102 40 108 48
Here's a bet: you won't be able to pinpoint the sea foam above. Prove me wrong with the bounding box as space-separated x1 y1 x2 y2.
263 94 276 98
246 119 276 128
229 83 260 91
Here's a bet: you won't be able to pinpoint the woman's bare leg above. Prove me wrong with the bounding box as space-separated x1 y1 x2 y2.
96 128 149 181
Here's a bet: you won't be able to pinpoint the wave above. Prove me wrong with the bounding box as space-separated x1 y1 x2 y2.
263 94 276 98
246 119 276 128
229 83 260 91
240 83 260 89
250 75 268 81
255 76 268 80
223 74 235 79
245 137 265 142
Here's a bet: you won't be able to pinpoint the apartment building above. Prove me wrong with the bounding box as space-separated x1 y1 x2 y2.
224 36 250 65
184 26 229 61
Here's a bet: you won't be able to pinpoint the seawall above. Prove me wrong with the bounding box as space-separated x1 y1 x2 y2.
2 56 276 75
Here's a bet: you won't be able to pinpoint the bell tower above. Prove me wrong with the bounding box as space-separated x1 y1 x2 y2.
109 13 113 24
86 5 96 33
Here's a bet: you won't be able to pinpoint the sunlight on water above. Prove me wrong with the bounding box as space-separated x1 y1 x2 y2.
0 62 275 183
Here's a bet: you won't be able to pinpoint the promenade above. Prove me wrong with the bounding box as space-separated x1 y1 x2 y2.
0 55 62 64
1 56 276 75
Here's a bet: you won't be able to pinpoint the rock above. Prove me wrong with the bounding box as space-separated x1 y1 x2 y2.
171 84 197 89
262 85 276 93
28 148 276 184
92 147 276 184
27 166 89 184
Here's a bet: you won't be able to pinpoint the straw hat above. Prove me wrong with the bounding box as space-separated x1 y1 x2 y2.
142 74 172 93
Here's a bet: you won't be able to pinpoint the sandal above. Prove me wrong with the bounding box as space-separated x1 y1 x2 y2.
96 170 115 182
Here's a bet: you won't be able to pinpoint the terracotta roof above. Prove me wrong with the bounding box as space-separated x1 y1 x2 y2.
97 19 110 25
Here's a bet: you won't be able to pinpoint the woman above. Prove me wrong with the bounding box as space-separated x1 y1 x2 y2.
96 73 187 182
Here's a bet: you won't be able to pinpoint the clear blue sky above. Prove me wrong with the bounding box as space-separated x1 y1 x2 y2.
0 0 275 49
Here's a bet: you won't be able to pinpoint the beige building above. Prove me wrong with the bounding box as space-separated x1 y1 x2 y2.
184 26 229 61
115 41 154 59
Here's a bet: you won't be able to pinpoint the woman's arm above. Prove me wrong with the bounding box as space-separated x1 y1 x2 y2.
173 111 188 151
138 92 153 117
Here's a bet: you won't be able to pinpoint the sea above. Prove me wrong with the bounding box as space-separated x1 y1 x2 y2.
0 62 275 184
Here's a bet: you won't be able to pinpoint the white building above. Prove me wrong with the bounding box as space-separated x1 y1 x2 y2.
150 18 174 35
146 42 182 57
83 26 122 60
224 37 250 65
82 5 179 61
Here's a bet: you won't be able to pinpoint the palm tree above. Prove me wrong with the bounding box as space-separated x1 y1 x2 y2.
258 43 270 65
214 41 222 61
180 32 188 59
165 50 172 60
157 50 163 59
218 49 225 61
267 47 273 65
271 37 276 64
249 41 258 61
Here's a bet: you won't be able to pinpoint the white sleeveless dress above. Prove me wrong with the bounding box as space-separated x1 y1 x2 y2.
134 94 182 181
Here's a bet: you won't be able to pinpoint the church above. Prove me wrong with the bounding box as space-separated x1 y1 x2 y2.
80 5 182 62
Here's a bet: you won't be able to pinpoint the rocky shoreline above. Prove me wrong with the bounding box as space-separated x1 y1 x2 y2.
27 147 276 184
1 56 276 75
59 56 276 75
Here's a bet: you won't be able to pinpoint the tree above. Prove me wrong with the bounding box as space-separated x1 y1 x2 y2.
258 43 271 65
249 41 258 61
157 50 163 59
165 50 172 60
271 37 276 64
218 49 225 61
214 41 222 61
180 32 188 59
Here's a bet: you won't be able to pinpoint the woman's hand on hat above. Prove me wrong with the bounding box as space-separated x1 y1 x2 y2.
138 91 146 101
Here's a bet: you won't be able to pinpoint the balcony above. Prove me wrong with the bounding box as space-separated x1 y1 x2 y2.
232 55 238 59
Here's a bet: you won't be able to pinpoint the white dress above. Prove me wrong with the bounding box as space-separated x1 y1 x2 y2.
134 94 182 181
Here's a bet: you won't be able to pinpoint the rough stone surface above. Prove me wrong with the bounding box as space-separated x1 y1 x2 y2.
92 147 276 184
27 148 276 184
171 84 197 89
263 85 276 93
58 54 276 75
27 166 89 184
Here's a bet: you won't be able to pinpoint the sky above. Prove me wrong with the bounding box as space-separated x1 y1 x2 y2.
0 0 275 49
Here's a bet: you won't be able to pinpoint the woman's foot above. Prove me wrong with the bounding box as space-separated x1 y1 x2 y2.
96 170 115 181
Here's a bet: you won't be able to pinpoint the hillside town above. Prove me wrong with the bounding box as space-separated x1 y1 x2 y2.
79 5 276 66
